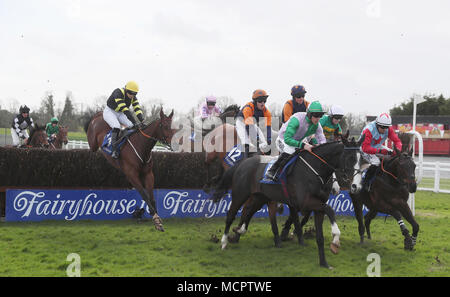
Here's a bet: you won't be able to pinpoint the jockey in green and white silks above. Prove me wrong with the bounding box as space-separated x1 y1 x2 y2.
266 101 326 181
320 105 344 142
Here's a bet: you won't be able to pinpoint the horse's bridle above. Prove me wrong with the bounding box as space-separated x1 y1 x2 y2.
138 119 173 151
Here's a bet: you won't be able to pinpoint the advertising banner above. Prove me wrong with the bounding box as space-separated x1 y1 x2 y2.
5 189 372 222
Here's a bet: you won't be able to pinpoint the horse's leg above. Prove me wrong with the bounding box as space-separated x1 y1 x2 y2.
398 203 419 249
323 204 341 254
391 209 416 250
267 201 282 248
222 193 249 250
280 209 294 242
314 211 330 269
292 209 306 246
364 209 378 240
352 195 366 244
143 169 164 232
236 195 267 238
231 197 253 243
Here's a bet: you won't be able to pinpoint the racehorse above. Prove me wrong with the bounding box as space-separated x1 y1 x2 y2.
84 108 174 231
26 124 49 148
350 144 418 250
212 141 345 268
278 133 365 244
49 126 69 149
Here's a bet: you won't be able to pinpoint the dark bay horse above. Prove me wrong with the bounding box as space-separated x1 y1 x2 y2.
212 141 345 268
49 126 69 149
350 144 418 250
85 108 174 231
26 124 49 148
278 134 366 244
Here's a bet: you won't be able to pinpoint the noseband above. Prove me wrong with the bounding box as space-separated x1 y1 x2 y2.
381 155 416 187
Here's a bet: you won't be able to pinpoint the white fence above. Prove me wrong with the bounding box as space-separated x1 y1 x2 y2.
417 161 450 194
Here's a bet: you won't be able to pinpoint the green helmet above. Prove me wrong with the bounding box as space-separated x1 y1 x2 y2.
307 101 326 119
51 117 59 124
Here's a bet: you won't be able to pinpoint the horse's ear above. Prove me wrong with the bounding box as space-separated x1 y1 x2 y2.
169 109 174 119
408 147 414 157
356 134 365 147
159 106 164 118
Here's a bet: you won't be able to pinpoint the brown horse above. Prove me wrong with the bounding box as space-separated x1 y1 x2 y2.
84 108 174 231
25 124 49 148
49 126 69 149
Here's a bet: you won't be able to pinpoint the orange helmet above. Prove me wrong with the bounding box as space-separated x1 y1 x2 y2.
252 89 269 100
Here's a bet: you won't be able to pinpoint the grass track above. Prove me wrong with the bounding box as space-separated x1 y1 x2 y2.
0 191 448 277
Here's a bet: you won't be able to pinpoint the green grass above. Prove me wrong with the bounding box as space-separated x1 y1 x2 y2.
0 191 448 277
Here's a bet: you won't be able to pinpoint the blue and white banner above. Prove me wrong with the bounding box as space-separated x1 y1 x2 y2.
5 189 371 222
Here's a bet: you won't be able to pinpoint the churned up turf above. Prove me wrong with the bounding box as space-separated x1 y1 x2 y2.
0 191 448 277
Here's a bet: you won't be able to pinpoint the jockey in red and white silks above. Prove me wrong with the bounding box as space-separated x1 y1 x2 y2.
352 113 402 193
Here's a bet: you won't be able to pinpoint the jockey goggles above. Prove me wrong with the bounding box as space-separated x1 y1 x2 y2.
294 92 306 98
377 124 389 130
332 115 343 120
126 90 137 96
207 102 216 106
255 97 267 103
310 112 324 118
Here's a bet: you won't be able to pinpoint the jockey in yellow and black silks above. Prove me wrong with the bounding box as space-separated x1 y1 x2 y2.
104 81 145 159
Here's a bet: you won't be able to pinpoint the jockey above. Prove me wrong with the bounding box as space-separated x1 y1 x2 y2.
266 101 326 181
198 96 222 119
236 89 272 157
320 105 344 141
357 112 402 191
104 81 145 159
45 117 59 143
281 85 310 123
11 105 35 147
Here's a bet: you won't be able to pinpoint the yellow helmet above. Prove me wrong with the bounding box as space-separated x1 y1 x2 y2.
125 81 139 93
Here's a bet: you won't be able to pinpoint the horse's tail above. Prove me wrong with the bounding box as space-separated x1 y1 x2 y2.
209 162 240 203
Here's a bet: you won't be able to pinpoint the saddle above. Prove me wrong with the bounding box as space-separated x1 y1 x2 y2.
101 128 136 156
260 154 298 185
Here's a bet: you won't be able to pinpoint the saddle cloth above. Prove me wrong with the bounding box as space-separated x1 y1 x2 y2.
101 129 134 156
260 154 298 185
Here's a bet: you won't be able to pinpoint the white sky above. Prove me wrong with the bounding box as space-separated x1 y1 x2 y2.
0 0 449 117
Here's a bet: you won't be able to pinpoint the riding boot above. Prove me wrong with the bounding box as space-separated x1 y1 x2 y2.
266 153 292 181
362 164 378 192
111 128 120 159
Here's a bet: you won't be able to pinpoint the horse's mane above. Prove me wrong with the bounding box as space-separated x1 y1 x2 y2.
28 123 44 140
223 104 240 113
83 110 103 133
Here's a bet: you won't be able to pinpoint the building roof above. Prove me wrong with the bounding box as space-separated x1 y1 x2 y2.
366 115 450 125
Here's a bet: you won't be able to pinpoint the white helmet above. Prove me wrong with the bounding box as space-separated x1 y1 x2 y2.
329 105 345 116
376 113 392 126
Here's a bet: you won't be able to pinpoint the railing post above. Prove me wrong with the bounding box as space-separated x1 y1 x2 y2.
434 162 440 193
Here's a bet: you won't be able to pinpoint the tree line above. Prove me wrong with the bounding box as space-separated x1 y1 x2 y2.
1 92 447 135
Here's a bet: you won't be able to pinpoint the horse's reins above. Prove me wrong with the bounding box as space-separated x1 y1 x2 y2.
380 155 416 186
298 149 338 185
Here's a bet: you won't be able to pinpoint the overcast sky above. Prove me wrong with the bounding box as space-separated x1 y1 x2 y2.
1 0 449 117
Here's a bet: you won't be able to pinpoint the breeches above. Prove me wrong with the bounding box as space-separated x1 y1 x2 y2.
103 107 133 130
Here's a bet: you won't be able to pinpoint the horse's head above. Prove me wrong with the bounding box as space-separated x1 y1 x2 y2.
390 146 417 193
29 124 49 148
339 132 365 189
219 104 240 122
157 108 175 148
59 126 69 145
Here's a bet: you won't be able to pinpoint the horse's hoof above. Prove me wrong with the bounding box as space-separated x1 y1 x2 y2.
152 215 164 232
320 262 331 269
330 242 340 254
